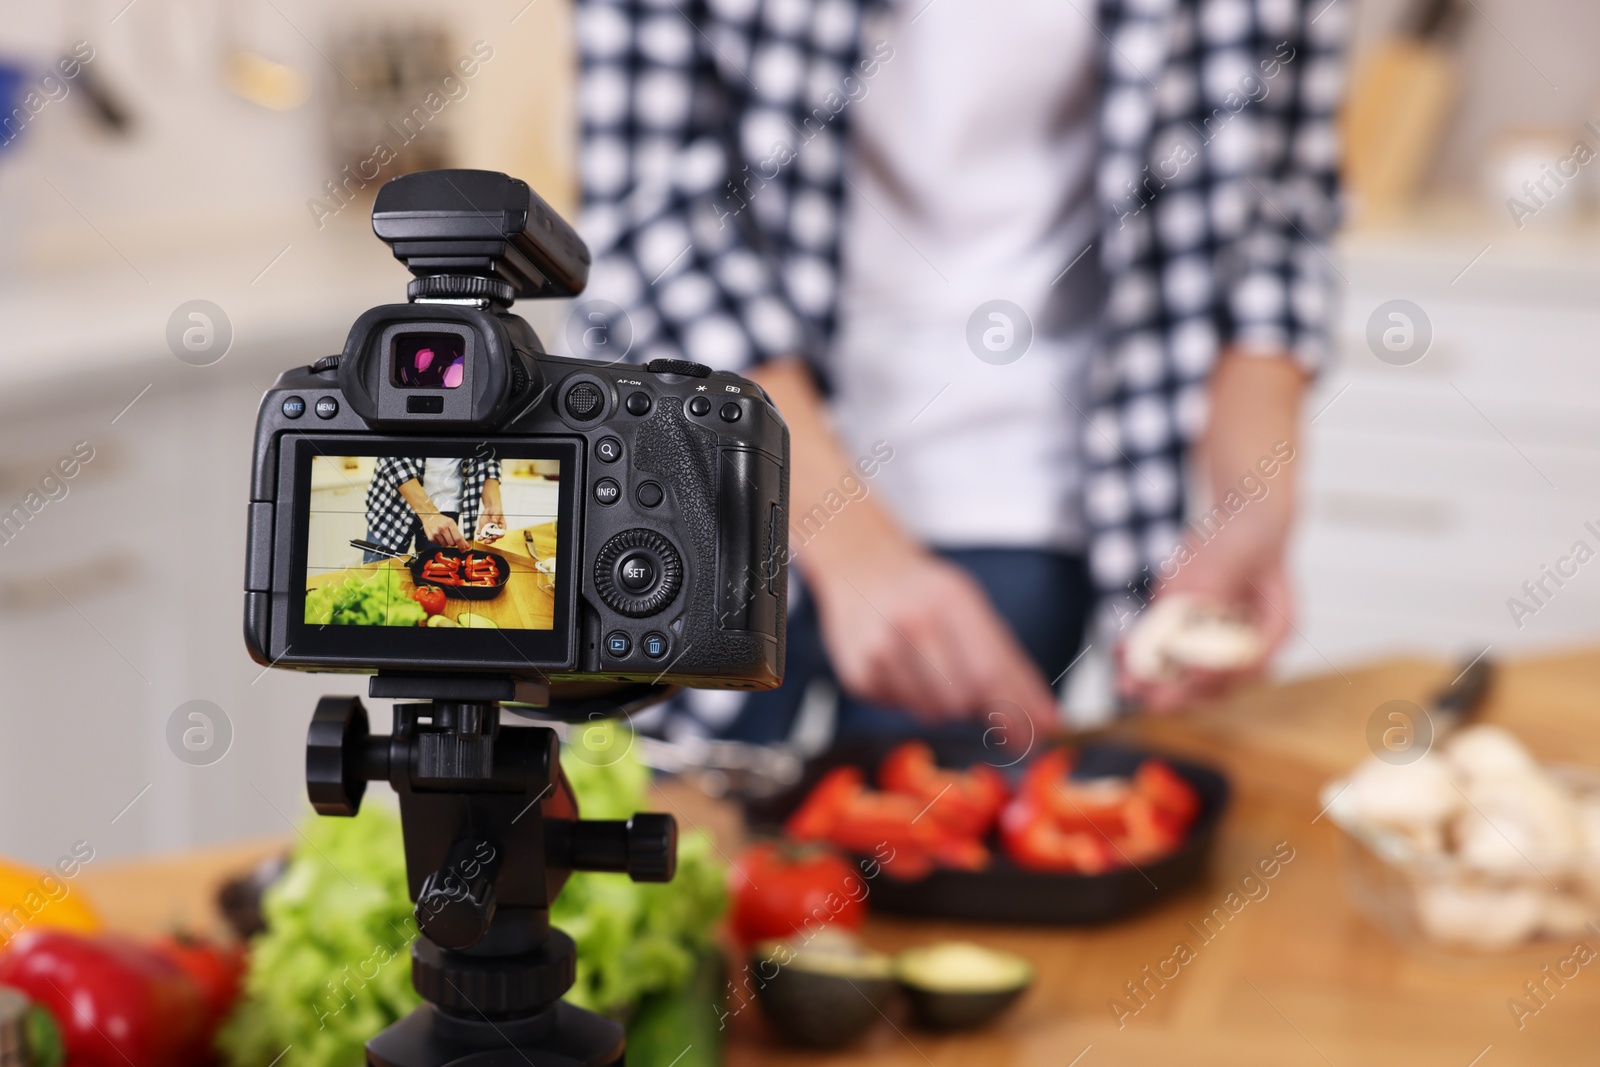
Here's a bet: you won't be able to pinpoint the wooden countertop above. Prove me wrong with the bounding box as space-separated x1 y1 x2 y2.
307 521 557 630
76 651 1600 1066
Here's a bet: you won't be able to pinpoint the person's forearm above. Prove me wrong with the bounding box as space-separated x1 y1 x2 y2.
482 479 502 514
747 359 914 581
397 479 439 519
1201 349 1308 557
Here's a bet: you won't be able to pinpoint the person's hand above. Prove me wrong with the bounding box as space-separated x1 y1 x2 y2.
1117 502 1295 712
807 539 1059 739
421 513 468 550
1117 350 1306 712
475 509 505 542
1118 556 1293 713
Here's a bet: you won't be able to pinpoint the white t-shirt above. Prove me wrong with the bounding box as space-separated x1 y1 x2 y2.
422 458 464 514
826 0 1102 552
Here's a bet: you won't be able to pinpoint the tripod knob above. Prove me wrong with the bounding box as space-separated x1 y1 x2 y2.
559 814 677 882
624 813 677 882
415 838 502 950
306 696 370 817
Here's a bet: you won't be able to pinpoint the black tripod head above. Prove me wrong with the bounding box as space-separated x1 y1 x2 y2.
306 674 677 1067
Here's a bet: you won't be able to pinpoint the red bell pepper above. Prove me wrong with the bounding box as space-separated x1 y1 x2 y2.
999 796 1114 874
1134 759 1200 824
0 930 209 1067
878 741 1009 838
785 763 988 879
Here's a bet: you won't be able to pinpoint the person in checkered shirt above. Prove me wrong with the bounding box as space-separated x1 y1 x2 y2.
362 456 504 561
576 0 1347 740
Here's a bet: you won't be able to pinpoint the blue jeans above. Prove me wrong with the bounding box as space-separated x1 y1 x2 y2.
723 548 1091 744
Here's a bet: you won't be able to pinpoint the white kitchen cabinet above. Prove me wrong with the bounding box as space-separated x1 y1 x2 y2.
1285 217 1600 677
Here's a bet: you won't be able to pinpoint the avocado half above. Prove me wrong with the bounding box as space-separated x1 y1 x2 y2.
895 942 1033 1031
752 932 896 1049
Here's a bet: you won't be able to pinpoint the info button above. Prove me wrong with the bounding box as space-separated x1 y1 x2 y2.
593 478 621 505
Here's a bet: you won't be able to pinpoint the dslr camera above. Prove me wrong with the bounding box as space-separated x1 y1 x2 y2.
244 169 789 701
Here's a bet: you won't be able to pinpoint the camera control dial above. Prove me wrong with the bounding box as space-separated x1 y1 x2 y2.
593 529 682 617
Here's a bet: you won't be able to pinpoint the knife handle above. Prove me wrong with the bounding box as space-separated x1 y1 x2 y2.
1433 656 1493 728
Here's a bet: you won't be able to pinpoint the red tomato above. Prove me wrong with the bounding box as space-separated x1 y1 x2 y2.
0 930 208 1067
151 934 246 1035
729 843 868 946
412 585 448 616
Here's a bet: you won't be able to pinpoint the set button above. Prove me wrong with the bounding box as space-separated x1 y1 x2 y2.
636 481 664 508
618 552 656 592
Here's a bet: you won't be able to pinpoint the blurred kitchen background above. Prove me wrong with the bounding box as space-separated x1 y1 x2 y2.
2 0 1599 865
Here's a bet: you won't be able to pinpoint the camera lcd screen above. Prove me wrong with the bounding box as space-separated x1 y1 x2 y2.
295 442 575 643
393 333 466 388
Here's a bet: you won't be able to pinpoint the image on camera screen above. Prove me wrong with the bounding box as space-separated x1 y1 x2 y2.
303 452 560 630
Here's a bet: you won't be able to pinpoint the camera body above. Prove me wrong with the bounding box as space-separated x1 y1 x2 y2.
244 170 789 695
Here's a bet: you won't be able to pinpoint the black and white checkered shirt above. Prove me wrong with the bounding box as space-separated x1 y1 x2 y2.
576 0 1346 621
364 457 502 553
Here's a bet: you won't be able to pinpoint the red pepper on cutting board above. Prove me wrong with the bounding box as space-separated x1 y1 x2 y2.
0 929 209 1067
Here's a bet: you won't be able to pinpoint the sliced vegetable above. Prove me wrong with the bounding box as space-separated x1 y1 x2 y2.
879 742 1009 838
895 941 1032 1032
998 750 1201 873
752 931 894 1048
785 761 990 878
895 941 1032 993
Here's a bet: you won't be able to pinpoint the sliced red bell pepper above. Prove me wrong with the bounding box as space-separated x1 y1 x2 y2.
877 741 1009 839
784 766 864 841
999 796 1114 874
1134 759 1200 825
